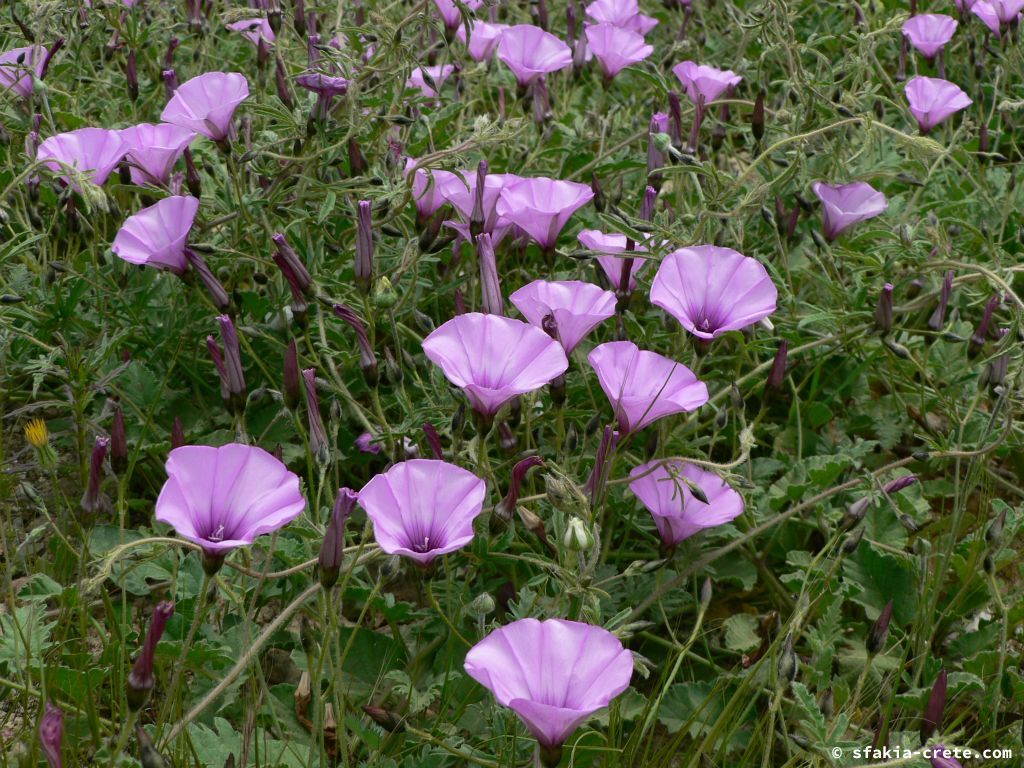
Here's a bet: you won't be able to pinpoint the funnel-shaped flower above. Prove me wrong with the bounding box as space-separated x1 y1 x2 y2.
584 23 653 79
161 71 249 141
464 618 633 750
902 14 957 59
510 280 616 353
358 459 486 565
119 123 196 186
434 0 484 30
811 181 888 241
443 170 519 240
584 0 658 34
404 159 463 219
975 0 1024 26
672 61 742 105
227 18 276 47
496 177 593 249
588 341 708 432
577 230 648 292
497 25 572 86
39 702 63 768
456 20 508 61
407 64 456 97
112 196 199 274
629 459 744 546
155 443 305 557
37 128 126 187
650 245 777 340
971 1 1005 33
0 45 46 99
904 76 972 133
423 313 569 416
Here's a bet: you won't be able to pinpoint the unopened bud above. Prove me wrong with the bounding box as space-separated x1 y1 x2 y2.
563 517 596 552
319 488 356 588
867 600 893 655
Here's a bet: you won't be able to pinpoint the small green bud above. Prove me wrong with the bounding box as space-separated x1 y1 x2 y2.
563 517 596 552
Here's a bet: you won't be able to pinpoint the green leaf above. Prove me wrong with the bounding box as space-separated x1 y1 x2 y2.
723 614 760 653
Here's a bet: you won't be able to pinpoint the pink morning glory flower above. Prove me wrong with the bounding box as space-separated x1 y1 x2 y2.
433 0 484 31
226 18 276 47
970 1 1006 33
456 20 508 61
497 25 573 86
111 195 199 274
902 14 957 60
155 443 306 558
629 459 744 547
422 313 569 417
495 176 594 250
0 45 46 99
650 245 778 340
161 71 250 142
811 181 888 241
577 229 649 292
118 123 196 187
588 341 708 433
584 23 654 80
976 0 1024 25
584 0 658 34
509 280 617 353
407 64 456 97
904 76 972 134
404 159 464 220
37 128 127 187
672 61 742 106
442 169 520 239
358 459 486 565
464 618 634 753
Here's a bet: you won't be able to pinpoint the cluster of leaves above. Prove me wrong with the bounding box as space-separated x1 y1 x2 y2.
1 0 1023 767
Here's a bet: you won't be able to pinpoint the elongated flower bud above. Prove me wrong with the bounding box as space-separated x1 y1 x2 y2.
275 56 293 109
110 404 128 475
778 632 798 683
162 68 178 102
752 90 765 141
640 185 657 222
423 422 444 459
81 436 109 514
332 304 378 386
126 50 139 102
968 295 999 358
164 37 179 69
471 160 488 237
39 702 63 768
183 148 201 197
207 335 229 404
583 426 617 506
874 283 893 334
39 38 63 82
767 339 788 391
355 201 373 294
218 315 247 409
566 1 578 46
283 339 301 410
477 233 503 315
171 416 186 449
127 601 175 710
319 488 357 588
648 113 668 187
867 600 893 655
928 270 954 331
921 669 947 741
294 0 307 35
272 233 313 296
495 455 543 521
184 250 229 312
883 475 917 494
668 90 684 150
590 172 605 213
302 368 330 465
348 137 367 176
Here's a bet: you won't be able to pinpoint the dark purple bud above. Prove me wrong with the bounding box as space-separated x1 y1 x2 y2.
319 488 356 588
541 313 559 344
163 69 178 102
272 233 313 296
39 38 63 82
921 669 947 740
928 745 963 768
126 50 139 102
752 90 765 141
979 123 989 155
874 283 893 334
477 233 504 315
928 270 954 331
333 304 378 386
767 339 788 391
422 422 444 459
171 416 186 449
641 185 657 222
218 314 247 409
164 38 179 69
647 112 668 186
110 404 128 474
127 601 175 709
257 37 271 68
81 436 109 514
867 600 893 655
348 136 368 176
668 90 684 150
985 327 1010 388
267 0 282 34
184 250 230 312
969 295 1000 357
470 160 488 237
590 172 606 214
883 475 917 494
294 0 307 36
584 426 617 506
183 148 201 197
275 56 294 109
688 94 706 154
495 456 544 521
897 37 907 81
355 201 373 293
566 1 578 46
302 368 330 465
186 0 203 30
534 0 549 30
307 34 321 68
572 34 587 73
532 77 552 125
39 702 63 768
283 339 301 410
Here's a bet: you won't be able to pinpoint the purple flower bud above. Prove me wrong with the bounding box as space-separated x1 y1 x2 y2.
355 432 382 454
111 404 128 475
283 339 301 410
355 200 373 293
883 475 917 494
986 327 1010 388
303 368 330 465
767 339 788 391
477 233 504 316
921 669 947 740
81 436 109 514
641 185 657 222
39 38 63 82
348 137 367 176
164 38 179 69
752 90 765 141
186 0 203 30
532 77 552 125
471 160 488 237
668 90 684 150
584 426 617 506
572 34 587 73
566 1 578 46
207 335 229 403
875 283 894 334
272 233 313 296
590 172 606 214
319 488 356 588
495 456 544 521
929 745 963 768
126 50 139 102
333 304 378 386
928 270 954 331
39 702 63 768
423 422 444 459
647 113 668 186
184 249 230 312
127 601 175 710
867 600 893 655
275 56 293 109
163 69 178 102
218 314 247 407
897 36 908 81
171 416 186 449
969 294 1000 357
294 0 307 36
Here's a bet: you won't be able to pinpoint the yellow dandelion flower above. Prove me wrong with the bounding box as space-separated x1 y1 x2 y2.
25 418 49 449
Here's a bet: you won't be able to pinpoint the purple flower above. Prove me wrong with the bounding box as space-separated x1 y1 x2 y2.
650 245 778 340
904 76 972 133
226 18 276 47
464 618 633 750
0 45 46 99
902 14 957 60
127 600 175 709
357 459 486 565
495 176 593 250
496 25 572 86
37 128 126 188
588 341 708 433
112 196 199 275
422 313 569 417
584 0 658 34
407 65 456 97
971 0 1006 33
811 181 888 241
433 0 484 31
295 72 350 97
404 159 463 220
477 234 504 315
155 444 306 556
629 460 744 547
456 20 508 61
355 432 382 454
39 702 63 768
584 23 653 79
161 71 250 142
118 123 197 186
442 170 519 237
672 61 742 106
510 280 616 353
81 436 109 514
978 0 1024 25
577 229 649 292
929 745 963 768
